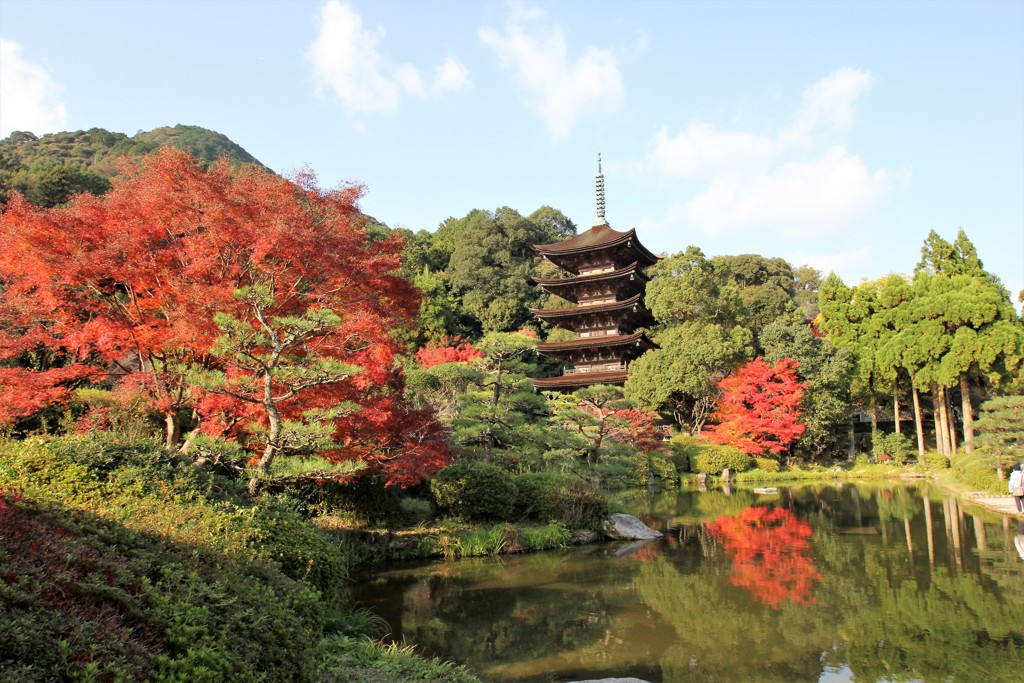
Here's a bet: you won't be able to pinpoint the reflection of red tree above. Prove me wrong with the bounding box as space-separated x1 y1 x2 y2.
706 506 821 609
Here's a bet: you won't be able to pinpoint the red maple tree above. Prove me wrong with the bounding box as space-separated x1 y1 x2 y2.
704 356 806 456
1 149 450 486
706 506 821 609
415 341 483 368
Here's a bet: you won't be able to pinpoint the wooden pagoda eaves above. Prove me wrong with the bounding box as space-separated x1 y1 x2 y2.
531 261 650 303
534 224 660 275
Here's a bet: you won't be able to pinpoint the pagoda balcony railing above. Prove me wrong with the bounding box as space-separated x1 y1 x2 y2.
564 363 627 375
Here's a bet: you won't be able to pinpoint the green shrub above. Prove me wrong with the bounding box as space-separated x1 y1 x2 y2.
951 450 1004 494
922 451 951 469
397 496 435 525
553 479 608 530
513 471 564 521
670 433 704 473
753 458 781 472
692 444 751 475
430 460 518 521
512 471 608 529
872 432 914 465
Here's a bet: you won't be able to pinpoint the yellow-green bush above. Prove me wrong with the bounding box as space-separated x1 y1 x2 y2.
692 444 751 475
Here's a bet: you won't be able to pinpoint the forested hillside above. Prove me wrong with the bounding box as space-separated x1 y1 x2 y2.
0 124 264 207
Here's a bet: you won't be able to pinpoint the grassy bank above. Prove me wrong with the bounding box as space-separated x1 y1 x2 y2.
0 434 479 682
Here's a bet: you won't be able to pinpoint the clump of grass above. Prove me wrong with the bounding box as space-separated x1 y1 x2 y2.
319 635 480 682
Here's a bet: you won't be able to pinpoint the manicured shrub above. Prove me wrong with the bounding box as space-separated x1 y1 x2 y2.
669 433 703 473
753 458 781 472
430 460 518 521
922 451 951 469
692 444 751 475
512 471 608 529
553 479 608 531
513 471 564 521
872 432 914 465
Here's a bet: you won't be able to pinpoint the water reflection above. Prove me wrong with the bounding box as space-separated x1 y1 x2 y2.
348 484 1024 682
706 506 821 608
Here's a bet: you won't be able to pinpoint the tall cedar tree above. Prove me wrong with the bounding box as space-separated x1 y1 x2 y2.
706 357 807 456
0 148 450 486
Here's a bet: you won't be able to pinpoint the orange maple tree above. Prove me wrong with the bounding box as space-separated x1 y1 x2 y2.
705 356 806 456
0 148 450 486
706 505 821 609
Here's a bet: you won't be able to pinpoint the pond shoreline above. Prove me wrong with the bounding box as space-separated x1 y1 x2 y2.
332 471 1024 569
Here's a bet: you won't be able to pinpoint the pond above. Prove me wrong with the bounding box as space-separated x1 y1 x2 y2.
347 483 1024 682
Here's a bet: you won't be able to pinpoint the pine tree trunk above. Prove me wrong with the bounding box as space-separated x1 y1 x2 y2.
848 420 856 461
931 384 949 456
912 385 925 456
869 394 878 443
893 381 901 435
960 374 974 453
943 385 957 455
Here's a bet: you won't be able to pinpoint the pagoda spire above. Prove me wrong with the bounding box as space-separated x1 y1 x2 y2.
594 153 607 226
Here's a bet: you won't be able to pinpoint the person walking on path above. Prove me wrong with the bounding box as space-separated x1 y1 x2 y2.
1009 464 1024 513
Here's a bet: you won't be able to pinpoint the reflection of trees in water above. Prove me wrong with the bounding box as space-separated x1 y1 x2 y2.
353 485 1024 682
636 556 836 682
706 506 822 609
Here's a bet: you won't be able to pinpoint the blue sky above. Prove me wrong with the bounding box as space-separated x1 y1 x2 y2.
2 0 1022 300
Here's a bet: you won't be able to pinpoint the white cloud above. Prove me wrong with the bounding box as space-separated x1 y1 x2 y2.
642 68 890 239
479 3 623 138
0 39 68 137
307 1 470 116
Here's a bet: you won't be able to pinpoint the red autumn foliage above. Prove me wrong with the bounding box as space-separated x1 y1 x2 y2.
415 342 483 368
705 356 806 456
608 407 669 455
0 149 450 486
706 505 822 609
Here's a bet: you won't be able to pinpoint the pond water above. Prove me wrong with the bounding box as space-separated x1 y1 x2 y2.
347 483 1024 682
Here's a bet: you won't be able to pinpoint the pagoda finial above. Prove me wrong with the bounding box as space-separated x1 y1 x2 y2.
594 153 607 226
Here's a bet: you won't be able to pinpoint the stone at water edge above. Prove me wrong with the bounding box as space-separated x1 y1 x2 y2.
601 513 662 540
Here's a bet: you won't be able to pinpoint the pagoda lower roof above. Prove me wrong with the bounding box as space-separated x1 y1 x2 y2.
530 293 647 320
532 369 630 391
536 331 658 354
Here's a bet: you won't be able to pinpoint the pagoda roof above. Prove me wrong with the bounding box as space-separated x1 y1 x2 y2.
534 224 661 272
536 331 658 354
530 293 651 322
532 369 629 391
536 262 647 290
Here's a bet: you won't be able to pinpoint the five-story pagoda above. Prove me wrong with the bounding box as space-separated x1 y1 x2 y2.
531 157 660 391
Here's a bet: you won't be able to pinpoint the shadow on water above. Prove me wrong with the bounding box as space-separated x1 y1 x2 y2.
347 483 1024 682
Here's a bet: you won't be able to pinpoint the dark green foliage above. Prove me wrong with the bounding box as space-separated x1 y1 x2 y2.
691 443 751 475
0 435 343 682
871 432 914 465
761 317 854 461
975 395 1024 469
287 475 402 526
430 461 518 521
512 472 608 529
0 125 264 207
